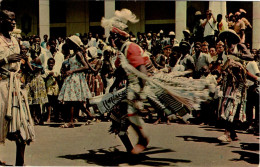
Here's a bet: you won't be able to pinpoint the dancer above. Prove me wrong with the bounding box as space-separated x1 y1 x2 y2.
0 9 35 166
101 9 149 154
216 30 259 142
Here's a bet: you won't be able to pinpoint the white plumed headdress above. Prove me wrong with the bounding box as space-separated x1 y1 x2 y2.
101 8 139 37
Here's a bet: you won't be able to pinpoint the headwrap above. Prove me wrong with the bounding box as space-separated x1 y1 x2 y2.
87 46 98 58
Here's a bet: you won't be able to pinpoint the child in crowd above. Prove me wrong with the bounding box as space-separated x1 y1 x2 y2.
42 58 60 123
27 59 48 125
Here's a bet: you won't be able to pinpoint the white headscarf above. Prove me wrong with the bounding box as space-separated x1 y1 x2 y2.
87 47 98 58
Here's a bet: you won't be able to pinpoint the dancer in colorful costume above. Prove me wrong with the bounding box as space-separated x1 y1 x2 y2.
101 9 149 154
100 9 218 154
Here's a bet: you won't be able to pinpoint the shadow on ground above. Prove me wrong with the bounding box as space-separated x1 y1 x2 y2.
38 123 89 128
58 146 191 166
239 142 259 151
231 150 259 164
176 135 229 146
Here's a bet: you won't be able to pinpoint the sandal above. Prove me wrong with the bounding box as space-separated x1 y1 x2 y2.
60 123 74 128
217 135 231 142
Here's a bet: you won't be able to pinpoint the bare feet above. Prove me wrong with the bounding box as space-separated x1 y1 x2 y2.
60 123 74 128
131 137 149 154
0 160 6 165
153 118 161 125
46 119 51 124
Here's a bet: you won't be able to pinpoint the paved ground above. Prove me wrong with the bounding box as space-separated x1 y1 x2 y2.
0 121 259 166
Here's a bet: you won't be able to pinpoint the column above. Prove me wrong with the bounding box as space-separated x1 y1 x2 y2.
175 1 187 42
39 0 50 39
104 0 115 38
253 1 260 49
209 1 226 20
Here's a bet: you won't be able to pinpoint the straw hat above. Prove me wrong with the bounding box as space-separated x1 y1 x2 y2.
68 35 83 47
169 31 175 36
195 11 202 16
179 41 191 50
183 30 190 36
235 12 241 16
239 9 246 14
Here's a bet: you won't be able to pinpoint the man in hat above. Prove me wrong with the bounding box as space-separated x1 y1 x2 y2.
177 41 195 73
165 31 178 46
153 45 172 71
102 9 149 154
192 11 204 43
146 32 152 52
182 30 192 45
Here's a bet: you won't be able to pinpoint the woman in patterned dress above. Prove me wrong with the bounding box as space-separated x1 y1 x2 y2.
58 35 92 128
85 46 104 97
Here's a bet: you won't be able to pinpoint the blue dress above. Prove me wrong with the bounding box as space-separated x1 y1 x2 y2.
58 55 91 102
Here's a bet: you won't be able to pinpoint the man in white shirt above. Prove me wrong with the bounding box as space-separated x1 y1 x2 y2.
217 14 228 34
192 42 213 73
39 39 64 75
201 10 217 47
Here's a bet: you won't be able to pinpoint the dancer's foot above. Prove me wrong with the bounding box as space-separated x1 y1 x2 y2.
131 137 149 154
131 144 146 154
167 120 171 125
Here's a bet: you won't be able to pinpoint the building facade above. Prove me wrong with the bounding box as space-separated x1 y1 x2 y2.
1 0 259 49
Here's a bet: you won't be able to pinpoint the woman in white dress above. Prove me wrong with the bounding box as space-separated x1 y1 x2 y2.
0 10 35 166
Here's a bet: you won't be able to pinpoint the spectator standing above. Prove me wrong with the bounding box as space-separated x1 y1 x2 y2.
175 41 195 72
85 47 104 97
192 11 204 43
41 34 48 49
233 12 245 43
201 41 209 54
201 9 217 47
209 45 217 62
58 35 93 128
42 58 60 123
0 9 35 166
217 14 228 34
192 42 213 77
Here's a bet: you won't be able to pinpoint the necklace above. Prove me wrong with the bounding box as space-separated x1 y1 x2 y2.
0 35 15 52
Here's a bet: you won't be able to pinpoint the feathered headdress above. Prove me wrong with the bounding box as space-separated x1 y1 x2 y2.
101 8 139 37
